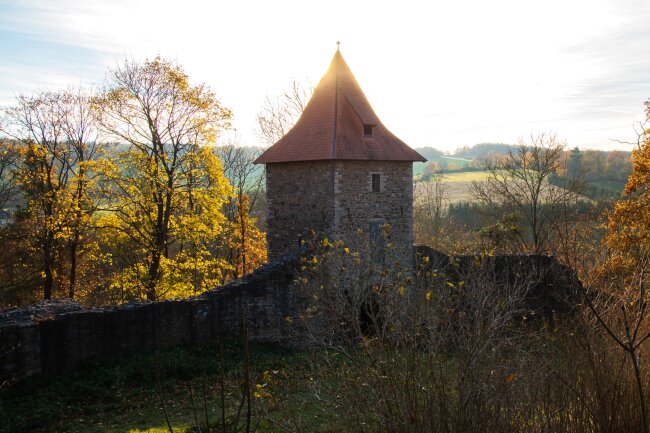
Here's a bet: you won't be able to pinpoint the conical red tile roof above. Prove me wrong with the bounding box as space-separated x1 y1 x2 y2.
254 49 426 164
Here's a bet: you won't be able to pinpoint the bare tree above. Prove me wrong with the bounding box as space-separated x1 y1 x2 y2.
59 88 102 299
414 171 448 244
579 248 650 433
255 80 311 147
217 143 266 279
472 132 587 254
217 143 264 212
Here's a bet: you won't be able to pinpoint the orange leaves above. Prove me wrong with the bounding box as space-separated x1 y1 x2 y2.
606 98 650 272
228 193 267 279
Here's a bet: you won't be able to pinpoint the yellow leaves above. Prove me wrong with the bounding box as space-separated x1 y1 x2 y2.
426 291 432 301
98 57 232 151
253 383 271 399
97 141 241 300
398 286 406 297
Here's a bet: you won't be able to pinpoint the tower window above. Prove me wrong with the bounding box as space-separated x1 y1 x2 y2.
372 173 381 192
363 124 373 136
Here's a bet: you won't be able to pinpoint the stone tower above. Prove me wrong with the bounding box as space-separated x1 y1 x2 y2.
255 48 425 266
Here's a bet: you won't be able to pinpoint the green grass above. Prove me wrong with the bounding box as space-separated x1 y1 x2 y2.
414 170 495 203
438 171 492 182
413 156 473 175
0 343 341 433
589 179 626 195
414 170 592 204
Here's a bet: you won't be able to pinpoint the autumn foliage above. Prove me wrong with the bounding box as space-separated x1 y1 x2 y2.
0 58 267 306
607 99 650 272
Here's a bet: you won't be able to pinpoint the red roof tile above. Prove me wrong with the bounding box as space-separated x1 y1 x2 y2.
254 49 426 164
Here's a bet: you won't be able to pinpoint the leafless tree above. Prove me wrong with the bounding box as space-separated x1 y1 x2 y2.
578 248 650 433
472 132 587 254
255 80 311 147
217 142 265 279
217 142 264 212
414 171 448 243
59 88 102 299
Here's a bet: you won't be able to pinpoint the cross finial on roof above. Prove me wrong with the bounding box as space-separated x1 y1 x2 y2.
336 40 340 51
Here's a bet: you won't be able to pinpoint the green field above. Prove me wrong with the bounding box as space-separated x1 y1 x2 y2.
590 179 626 196
414 170 588 204
413 156 473 176
437 171 492 182
413 170 494 203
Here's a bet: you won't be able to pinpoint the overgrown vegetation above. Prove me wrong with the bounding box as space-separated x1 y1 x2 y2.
283 233 650 433
5 240 650 433
0 341 328 433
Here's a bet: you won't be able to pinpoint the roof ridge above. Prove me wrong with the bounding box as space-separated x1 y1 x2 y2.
330 52 339 159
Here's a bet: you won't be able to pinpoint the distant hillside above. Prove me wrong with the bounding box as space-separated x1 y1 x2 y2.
413 143 633 201
453 143 516 159
414 146 445 160
412 147 473 176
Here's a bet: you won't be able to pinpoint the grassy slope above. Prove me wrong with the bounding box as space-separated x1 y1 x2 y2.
590 179 626 195
415 171 595 204
413 156 472 176
415 171 495 203
437 171 492 203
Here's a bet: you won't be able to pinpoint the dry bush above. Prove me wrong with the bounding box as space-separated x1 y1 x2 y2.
291 239 650 433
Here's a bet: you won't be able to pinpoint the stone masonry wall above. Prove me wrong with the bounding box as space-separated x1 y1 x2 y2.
414 244 583 318
0 251 304 384
333 160 414 267
266 160 414 267
265 161 335 261
0 245 583 385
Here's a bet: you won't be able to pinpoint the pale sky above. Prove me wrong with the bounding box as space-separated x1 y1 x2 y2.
1 0 649 152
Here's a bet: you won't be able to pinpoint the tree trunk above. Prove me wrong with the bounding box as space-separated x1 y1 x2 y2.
240 205 247 277
147 251 160 301
43 240 53 300
68 240 77 299
69 173 84 299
